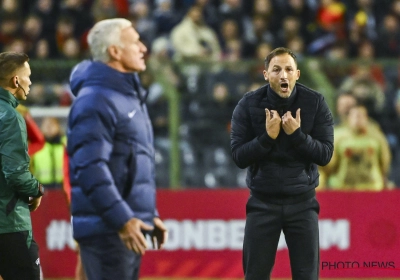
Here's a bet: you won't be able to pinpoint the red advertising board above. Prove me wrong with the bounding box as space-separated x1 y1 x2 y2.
31 189 400 278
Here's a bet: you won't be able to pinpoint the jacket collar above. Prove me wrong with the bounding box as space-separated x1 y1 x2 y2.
0 87 19 108
70 60 146 102
266 84 298 110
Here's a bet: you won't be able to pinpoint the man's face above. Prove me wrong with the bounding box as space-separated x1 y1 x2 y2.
117 26 147 72
41 117 60 138
188 7 203 25
263 53 300 98
348 107 368 131
15 61 32 100
337 95 356 120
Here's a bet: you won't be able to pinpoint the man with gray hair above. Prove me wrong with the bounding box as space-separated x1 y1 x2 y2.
67 18 167 279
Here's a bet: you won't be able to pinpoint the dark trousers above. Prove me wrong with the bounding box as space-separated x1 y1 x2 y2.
79 233 142 280
243 193 320 280
0 231 41 280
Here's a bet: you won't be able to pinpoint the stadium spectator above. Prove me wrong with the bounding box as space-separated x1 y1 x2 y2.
0 0 399 61
31 0 59 42
325 41 349 60
323 104 392 190
170 5 221 61
376 13 400 57
355 39 376 59
130 1 157 46
334 92 358 125
218 0 243 23
287 35 306 59
219 19 242 58
15 104 45 156
60 0 94 39
0 15 21 52
32 38 51 59
188 81 236 147
193 0 220 32
242 0 276 57
22 15 44 56
113 0 130 18
347 0 379 43
248 41 273 82
91 0 118 23
1 0 21 16
31 117 66 189
275 16 302 48
2 38 26 54
146 36 182 139
353 40 387 90
67 18 167 279
221 39 241 61
316 0 347 38
23 82 66 106
391 0 400 22
255 42 273 60
60 37 81 59
319 92 359 188
308 0 346 54
252 0 279 29
242 14 275 58
282 0 316 44
339 63 385 123
55 16 76 56
152 0 181 37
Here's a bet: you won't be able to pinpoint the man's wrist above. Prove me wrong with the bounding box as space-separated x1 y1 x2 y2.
35 183 45 198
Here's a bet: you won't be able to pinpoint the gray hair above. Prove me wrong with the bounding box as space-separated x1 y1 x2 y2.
87 18 132 63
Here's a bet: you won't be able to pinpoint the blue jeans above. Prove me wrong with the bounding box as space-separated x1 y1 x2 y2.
79 233 142 280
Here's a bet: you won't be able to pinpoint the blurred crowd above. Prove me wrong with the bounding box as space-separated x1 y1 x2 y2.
2 0 400 61
2 0 400 189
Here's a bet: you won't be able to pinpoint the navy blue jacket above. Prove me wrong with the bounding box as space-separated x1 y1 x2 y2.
231 83 334 195
67 60 157 240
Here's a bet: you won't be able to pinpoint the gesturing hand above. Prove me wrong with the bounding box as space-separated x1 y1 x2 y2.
265 109 281 139
282 108 301 135
118 218 154 255
151 217 168 250
29 196 42 212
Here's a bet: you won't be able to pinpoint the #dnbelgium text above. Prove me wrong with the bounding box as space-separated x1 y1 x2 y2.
321 261 396 270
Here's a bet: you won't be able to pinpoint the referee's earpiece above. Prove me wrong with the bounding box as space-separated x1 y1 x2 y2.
14 78 27 96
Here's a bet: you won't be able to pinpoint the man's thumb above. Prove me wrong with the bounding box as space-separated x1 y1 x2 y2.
296 108 301 122
265 108 270 120
141 222 154 231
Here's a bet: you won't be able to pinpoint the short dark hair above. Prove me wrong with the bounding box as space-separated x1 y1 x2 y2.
264 47 297 70
0 52 29 82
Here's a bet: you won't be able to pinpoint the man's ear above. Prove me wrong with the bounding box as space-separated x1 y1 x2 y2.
263 70 268 81
8 76 19 88
108 45 121 60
